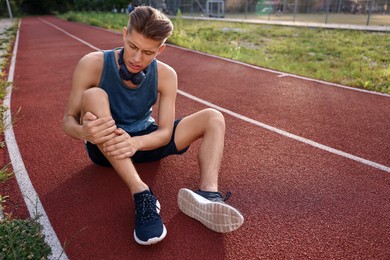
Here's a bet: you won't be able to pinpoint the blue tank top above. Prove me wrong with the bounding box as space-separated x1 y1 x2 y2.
98 49 158 133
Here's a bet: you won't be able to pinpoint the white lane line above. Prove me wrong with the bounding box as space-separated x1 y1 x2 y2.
41 18 390 173
4 20 68 260
51 17 390 98
178 90 390 173
169 45 390 98
39 17 100 51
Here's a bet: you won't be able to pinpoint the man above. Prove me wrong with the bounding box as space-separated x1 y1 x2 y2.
62 6 243 245
127 2 134 13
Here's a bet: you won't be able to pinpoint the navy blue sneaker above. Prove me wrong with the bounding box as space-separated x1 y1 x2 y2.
178 188 244 233
133 189 167 245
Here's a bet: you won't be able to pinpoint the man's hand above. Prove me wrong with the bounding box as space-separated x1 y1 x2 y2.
102 128 141 159
82 112 117 144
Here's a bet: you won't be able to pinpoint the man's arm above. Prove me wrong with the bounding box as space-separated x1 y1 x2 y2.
62 51 117 144
133 61 178 150
102 61 177 158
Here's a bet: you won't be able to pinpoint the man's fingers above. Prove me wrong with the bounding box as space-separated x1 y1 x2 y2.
108 148 136 159
114 128 126 135
114 151 135 160
83 112 97 121
83 114 117 144
102 132 126 149
83 112 114 127
95 131 117 144
85 117 116 134
88 117 115 126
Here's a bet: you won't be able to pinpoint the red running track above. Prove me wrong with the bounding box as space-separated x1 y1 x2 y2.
7 16 390 259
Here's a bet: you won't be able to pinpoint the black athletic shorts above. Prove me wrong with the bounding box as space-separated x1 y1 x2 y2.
85 119 189 166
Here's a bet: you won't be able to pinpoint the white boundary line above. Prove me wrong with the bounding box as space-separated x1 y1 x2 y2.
4 20 68 260
41 18 389 173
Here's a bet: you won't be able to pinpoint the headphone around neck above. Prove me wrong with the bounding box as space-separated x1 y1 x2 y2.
118 47 146 85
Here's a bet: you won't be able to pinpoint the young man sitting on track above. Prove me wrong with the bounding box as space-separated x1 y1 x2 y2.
62 6 244 245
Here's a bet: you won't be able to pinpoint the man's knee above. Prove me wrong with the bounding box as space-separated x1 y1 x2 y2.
204 108 225 131
81 88 110 118
81 88 110 113
82 88 108 105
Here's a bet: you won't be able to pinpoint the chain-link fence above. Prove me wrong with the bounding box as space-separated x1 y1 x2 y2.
132 0 390 26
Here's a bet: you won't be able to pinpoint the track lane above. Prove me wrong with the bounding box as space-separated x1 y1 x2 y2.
158 47 390 167
41 16 390 168
10 16 390 259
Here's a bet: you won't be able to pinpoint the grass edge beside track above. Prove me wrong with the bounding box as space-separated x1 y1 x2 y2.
0 19 52 260
59 11 390 94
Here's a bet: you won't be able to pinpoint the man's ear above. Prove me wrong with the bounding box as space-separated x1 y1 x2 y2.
157 44 166 55
122 27 127 40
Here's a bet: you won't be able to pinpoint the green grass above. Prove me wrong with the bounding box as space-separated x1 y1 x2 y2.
59 11 390 94
0 19 51 260
0 164 13 182
0 218 51 259
62 11 129 31
169 18 390 93
207 13 390 26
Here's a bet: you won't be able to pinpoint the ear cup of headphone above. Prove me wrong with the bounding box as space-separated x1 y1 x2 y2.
118 48 146 85
130 70 145 85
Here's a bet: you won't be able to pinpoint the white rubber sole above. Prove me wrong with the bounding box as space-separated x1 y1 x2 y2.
134 199 167 245
133 225 167 245
178 188 244 233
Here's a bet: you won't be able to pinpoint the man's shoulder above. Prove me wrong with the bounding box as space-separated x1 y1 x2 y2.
156 60 177 94
80 51 104 65
77 51 104 74
156 60 176 77
73 51 104 87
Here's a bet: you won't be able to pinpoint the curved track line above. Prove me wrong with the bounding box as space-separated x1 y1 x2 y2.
40 17 390 173
4 20 68 260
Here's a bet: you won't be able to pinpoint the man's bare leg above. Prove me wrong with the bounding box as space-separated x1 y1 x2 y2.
174 108 225 192
174 108 244 233
81 88 166 245
81 88 148 194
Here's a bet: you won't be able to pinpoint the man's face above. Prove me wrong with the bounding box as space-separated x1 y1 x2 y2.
122 28 166 73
